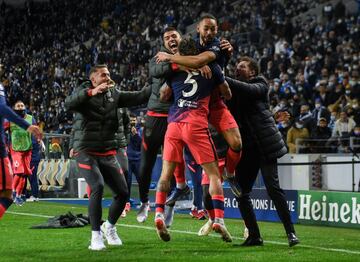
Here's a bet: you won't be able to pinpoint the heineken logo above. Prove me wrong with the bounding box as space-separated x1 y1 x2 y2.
298 193 360 226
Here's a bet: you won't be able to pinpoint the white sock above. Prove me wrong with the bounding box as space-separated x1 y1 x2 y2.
176 183 186 190
225 168 235 178
92 230 101 238
105 220 115 229
214 218 224 225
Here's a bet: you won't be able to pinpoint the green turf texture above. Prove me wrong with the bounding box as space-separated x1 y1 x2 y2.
0 201 359 261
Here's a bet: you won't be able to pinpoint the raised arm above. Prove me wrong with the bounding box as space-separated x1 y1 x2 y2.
156 51 216 69
117 84 151 108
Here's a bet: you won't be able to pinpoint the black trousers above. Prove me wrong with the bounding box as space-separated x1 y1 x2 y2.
116 147 130 201
138 115 168 203
76 152 128 231
235 147 295 238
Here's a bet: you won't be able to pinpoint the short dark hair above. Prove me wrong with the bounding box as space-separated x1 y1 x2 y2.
163 26 178 33
239 56 260 76
89 64 107 76
199 13 217 23
162 27 180 41
178 38 199 56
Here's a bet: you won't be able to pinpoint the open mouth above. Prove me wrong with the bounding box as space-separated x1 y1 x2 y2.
169 41 178 49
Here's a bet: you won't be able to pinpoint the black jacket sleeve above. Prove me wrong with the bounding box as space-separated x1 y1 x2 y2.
64 82 91 111
225 76 268 99
117 85 151 108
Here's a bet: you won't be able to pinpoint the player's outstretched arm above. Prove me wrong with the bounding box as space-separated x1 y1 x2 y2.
156 51 216 69
117 84 151 108
225 76 268 99
26 125 43 141
0 102 30 131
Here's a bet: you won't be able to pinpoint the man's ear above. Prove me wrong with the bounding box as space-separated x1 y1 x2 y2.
249 70 256 77
90 74 95 85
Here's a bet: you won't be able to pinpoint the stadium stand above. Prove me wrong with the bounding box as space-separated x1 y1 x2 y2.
0 0 359 196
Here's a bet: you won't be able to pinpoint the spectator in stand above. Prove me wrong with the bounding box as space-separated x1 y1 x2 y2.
287 119 310 153
294 74 313 104
332 111 356 137
313 81 331 107
331 111 357 153
328 83 344 108
310 117 332 153
328 110 339 132
346 98 360 125
312 98 331 124
298 104 314 132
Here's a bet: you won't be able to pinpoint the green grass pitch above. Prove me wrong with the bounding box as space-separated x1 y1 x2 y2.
0 201 359 261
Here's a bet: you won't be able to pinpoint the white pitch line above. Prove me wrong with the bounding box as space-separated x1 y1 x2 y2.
7 211 360 255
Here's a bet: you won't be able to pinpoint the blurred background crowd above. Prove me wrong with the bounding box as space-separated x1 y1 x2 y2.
0 0 359 154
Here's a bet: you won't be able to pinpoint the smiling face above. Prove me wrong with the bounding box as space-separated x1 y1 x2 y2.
163 30 181 54
197 18 218 45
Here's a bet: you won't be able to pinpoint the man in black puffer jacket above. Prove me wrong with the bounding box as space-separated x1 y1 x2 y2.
65 64 150 251
226 56 299 247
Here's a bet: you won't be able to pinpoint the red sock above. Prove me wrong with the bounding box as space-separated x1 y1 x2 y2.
0 205 6 219
226 148 242 174
0 198 13 219
211 195 224 219
155 191 167 213
12 175 20 193
207 209 215 220
174 160 186 184
16 176 26 196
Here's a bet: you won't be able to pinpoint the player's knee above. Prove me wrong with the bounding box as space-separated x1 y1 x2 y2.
114 189 128 200
230 136 242 151
157 179 170 192
91 183 104 195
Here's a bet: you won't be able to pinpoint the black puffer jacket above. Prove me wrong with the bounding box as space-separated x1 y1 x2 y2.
116 108 130 148
65 81 150 152
226 75 287 161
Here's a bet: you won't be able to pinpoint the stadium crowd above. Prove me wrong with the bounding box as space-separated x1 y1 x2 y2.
0 0 359 154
